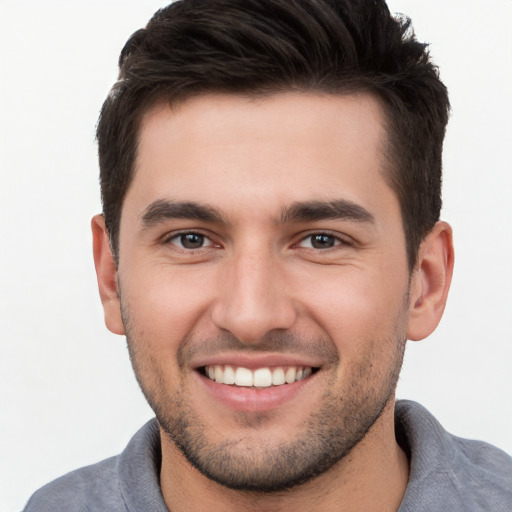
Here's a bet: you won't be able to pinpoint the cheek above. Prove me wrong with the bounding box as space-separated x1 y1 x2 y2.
120 263 217 351
300 267 408 350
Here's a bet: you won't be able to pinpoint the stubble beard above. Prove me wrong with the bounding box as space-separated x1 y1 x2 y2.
123 306 408 493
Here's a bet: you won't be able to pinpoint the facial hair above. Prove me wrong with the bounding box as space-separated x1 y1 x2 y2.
122 295 408 494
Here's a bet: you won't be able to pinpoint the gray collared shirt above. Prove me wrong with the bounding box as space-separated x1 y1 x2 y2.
23 400 512 511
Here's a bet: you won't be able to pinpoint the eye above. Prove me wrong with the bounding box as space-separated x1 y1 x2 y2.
168 232 215 250
298 233 343 249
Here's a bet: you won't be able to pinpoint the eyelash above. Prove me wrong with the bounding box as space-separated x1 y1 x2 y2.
163 230 351 252
296 232 351 250
163 231 218 251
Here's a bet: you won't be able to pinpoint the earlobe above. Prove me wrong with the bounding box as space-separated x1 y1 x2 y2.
91 214 125 335
407 221 454 341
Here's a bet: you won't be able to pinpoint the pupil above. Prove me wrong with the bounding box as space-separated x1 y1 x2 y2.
181 233 204 249
312 234 334 249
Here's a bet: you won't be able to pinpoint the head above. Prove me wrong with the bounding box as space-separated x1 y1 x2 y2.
92 0 454 498
97 0 449 271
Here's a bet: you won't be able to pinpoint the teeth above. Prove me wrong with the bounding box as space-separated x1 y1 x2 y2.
272 367 285 385
285 367 296 384
253 368 272 387
214 365 224 383
223 365 235 385
204 365 314 387
235 367 253 387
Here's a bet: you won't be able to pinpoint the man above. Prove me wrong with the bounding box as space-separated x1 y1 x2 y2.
23 0 512 510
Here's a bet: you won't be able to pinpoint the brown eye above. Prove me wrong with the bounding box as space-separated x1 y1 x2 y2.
310 234 336 249
169 232 213 250
180 233 205 249
298 233 342 249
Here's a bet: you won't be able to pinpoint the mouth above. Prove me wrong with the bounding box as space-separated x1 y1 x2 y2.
201 364 319 388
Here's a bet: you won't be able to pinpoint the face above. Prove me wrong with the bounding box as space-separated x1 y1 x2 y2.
115 92 412 491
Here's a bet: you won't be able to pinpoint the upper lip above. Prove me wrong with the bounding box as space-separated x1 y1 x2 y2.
191 352 323 370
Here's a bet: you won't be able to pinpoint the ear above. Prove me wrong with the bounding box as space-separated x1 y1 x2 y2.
407 221 454 341
91 214 125 335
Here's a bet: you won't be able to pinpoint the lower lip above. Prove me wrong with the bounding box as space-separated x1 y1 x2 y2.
195 371 316 412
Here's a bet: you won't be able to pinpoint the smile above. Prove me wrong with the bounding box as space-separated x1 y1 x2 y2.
203 365 315 388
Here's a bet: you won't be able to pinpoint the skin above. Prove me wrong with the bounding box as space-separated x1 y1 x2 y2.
93 92 454 511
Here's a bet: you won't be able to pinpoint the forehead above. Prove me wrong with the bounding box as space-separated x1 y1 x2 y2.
124 92 396 224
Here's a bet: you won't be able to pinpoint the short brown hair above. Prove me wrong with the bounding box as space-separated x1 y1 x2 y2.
97 0 449 268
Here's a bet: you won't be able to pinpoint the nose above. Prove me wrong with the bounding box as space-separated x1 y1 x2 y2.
211 248 297 344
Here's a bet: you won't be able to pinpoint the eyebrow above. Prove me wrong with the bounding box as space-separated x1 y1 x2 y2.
280 199 375 224
139 198 374 229
140 199 227 228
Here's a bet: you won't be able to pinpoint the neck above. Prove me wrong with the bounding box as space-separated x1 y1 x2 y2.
160 400 409 512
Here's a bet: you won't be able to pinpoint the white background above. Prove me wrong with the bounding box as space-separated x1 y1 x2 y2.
1 1 511 510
